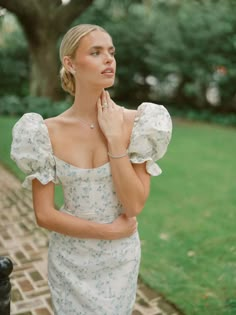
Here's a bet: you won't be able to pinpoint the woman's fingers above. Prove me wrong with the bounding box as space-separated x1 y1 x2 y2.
106 91 115 109
111 214 137 238
100 90 117 111
101 90 109 110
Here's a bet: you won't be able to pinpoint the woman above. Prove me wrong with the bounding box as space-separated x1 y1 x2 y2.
11 24 172 315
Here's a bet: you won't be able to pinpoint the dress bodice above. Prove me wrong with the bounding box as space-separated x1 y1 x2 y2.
11 102 172 222
54 156 122 223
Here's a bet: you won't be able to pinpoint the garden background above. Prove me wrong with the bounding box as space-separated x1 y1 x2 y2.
0 1 235 314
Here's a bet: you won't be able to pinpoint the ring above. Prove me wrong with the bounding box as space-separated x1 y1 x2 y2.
102 103 109 109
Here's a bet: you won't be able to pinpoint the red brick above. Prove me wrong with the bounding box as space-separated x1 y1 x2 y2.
35 308 51 315
18 279 34 292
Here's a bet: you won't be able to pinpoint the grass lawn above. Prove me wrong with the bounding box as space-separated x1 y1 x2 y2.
1 115 236 315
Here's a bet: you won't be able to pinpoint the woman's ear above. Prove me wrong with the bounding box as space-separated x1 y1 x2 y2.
63 56 76 74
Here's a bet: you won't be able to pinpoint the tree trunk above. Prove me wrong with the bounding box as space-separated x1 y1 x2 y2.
0 0 94 100
29 36 62 100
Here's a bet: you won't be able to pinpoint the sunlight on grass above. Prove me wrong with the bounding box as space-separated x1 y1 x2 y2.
139 121 236 315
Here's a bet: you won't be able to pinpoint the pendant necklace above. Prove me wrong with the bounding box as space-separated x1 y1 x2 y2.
77 117 95 129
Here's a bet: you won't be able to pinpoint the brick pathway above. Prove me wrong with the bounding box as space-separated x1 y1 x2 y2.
0 164 183 315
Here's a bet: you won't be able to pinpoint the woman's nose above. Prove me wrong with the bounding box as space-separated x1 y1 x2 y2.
104 53 114 64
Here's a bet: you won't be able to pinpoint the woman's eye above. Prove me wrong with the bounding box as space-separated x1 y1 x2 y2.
110 51 116 56
91 51 99 56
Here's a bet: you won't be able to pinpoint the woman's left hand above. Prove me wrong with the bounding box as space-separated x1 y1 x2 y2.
97 90 125 143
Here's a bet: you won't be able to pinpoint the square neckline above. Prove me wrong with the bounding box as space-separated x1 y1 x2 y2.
41 110 140 171
53 155 110 171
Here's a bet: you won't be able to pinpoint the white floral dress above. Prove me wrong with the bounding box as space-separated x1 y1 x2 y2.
11 102 172 315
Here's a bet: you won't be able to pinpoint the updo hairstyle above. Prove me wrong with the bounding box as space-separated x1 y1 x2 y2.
59 24 107 96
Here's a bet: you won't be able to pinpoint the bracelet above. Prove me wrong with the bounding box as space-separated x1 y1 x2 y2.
107 150 128 159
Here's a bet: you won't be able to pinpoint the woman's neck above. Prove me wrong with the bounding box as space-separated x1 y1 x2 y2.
70 85 103 120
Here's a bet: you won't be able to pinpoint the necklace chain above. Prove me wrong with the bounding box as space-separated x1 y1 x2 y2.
77 117 95 129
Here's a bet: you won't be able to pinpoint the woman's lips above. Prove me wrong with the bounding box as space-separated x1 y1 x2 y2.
101 67 114 74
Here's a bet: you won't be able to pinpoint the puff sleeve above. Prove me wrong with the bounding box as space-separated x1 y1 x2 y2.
128 102 172 176
10 113 59 190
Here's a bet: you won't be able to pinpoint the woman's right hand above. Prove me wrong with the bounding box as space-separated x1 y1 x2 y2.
108 214 138 240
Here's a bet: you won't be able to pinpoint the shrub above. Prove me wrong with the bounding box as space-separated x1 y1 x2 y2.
0 95 70 118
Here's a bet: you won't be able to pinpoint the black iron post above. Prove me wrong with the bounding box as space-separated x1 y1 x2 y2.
0 256 13 315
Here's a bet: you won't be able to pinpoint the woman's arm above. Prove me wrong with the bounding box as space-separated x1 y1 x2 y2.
108 141 150 218
32 179 137 240
98 91 151 218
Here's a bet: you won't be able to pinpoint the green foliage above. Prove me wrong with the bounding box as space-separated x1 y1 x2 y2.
0 14 29 96
107 14 152 103
24 96 70 118
1 93 236 127
169 107 236 127
0 95 24 115
1 1 236 113
77 0 236 111
0 95 70 118
77 1 152 104
145 0 236 111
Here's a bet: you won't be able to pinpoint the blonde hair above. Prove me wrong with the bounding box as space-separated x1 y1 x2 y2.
59 24 108 96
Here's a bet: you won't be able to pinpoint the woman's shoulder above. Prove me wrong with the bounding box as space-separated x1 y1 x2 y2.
123 107 137 124
44 115 62 137
44 109 73 134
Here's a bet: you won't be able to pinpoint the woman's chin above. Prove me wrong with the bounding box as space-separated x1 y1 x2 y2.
93 78 115 90
99 80 115 89
104 82 114 89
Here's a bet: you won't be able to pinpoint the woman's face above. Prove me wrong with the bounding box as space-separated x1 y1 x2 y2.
72 30 116 89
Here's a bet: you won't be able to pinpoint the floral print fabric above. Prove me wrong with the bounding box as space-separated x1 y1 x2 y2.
129 102 172 176
10 102 172 315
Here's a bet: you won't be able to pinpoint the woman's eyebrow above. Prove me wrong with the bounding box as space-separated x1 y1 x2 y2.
90 46 115 50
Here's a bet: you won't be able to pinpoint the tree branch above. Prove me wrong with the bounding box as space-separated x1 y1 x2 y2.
38 0 62 13
0 0 95 45
0 0 44 43
0 0 39 18
53 0 95 34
